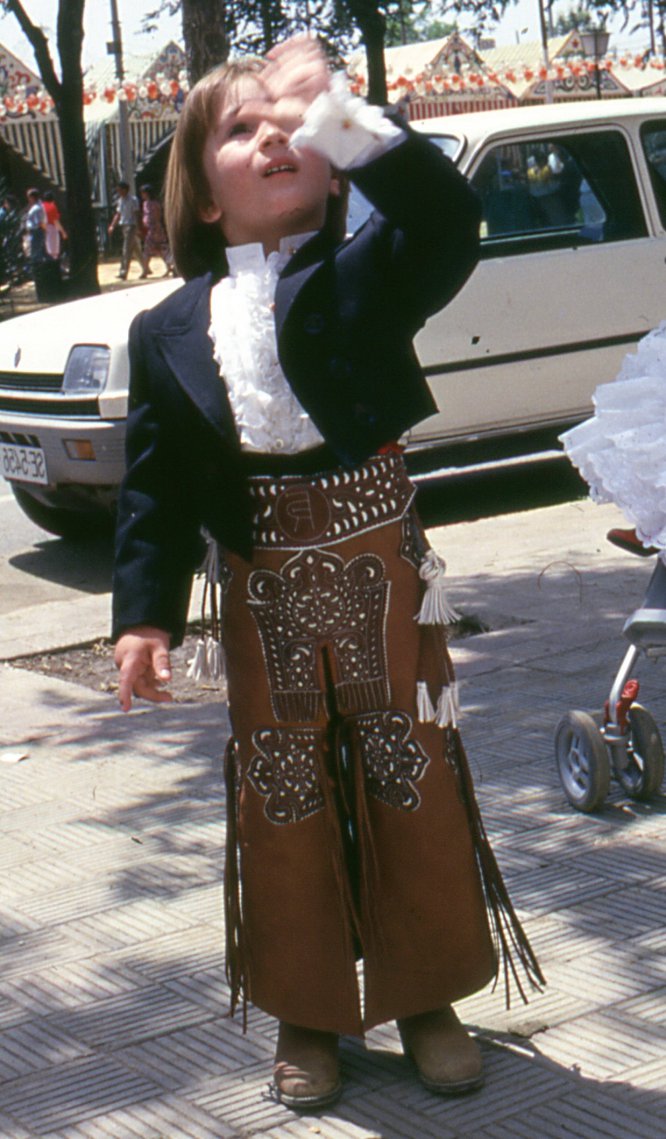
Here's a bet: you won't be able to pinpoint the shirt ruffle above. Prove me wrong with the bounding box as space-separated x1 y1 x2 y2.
208 235 325 455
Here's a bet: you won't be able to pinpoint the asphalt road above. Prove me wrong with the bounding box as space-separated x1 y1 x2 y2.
0 479 113 628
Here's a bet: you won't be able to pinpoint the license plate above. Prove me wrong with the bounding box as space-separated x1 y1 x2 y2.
0 442 48 485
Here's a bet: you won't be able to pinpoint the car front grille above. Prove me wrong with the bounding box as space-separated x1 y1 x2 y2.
0 371 102 416
0 371 63 391
0 394 99 416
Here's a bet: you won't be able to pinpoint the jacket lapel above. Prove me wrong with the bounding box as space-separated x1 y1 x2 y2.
153 274 238 446
275 229 333 339
153 232 334 442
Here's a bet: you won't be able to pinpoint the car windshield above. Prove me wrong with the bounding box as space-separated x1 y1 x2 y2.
347 135 460 234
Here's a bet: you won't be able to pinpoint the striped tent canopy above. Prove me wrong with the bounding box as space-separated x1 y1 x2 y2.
0 42 183 196
0 42 63 184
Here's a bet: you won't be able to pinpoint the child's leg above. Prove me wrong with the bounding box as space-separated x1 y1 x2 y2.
222 546 363 1036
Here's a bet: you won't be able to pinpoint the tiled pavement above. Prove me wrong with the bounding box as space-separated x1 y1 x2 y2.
2 497 666 1137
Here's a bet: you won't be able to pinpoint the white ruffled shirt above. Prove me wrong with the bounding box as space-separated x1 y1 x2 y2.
208 74 403 454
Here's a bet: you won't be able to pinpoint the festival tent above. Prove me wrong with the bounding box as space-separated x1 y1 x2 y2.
347 30 666 119
0 41 185 204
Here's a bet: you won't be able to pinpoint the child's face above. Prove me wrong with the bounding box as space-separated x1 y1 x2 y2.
201 76 338 251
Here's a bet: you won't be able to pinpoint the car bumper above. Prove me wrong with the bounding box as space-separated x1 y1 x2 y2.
0 412 126 498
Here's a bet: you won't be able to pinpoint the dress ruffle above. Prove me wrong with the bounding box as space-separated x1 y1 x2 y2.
561 321 666 550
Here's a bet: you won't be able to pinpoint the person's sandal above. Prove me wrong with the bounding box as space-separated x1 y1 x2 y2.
273 1022 341 1111
607 528 658 557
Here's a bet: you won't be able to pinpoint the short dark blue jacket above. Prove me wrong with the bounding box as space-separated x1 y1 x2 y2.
112 122 481 645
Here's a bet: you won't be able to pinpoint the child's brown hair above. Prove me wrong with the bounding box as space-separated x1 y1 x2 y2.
165 57 348 280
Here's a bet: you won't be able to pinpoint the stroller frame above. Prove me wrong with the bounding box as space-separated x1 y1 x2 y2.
555 553 666 812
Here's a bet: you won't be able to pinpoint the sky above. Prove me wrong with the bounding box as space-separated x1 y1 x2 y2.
0 0 650 80
0 1 182 74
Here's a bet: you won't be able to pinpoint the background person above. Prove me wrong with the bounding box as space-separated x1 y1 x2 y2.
24 187 45 265
138 183 172 278
108 180 142 280
23 187 47 300
41 190 67 260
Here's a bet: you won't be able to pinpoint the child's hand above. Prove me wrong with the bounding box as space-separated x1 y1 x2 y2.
261 34 330 126
114 625 172 712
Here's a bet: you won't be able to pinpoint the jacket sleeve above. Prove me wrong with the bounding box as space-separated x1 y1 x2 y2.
346 116 481 333
111 311 205 647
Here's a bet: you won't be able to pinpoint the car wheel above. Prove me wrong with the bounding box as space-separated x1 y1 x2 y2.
555 710 610 812
11 485 111 540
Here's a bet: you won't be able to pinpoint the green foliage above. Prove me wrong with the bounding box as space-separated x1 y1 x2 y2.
0 181 27 289
555 5 596 33
384 1 456 46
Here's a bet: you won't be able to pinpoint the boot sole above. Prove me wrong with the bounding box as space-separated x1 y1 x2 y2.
418 1070 485 1096
276 1080 343 1111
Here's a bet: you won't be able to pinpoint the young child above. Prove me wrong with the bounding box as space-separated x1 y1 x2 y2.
112 35 542 1111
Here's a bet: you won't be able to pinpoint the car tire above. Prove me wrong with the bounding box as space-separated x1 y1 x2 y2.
11 485 111 540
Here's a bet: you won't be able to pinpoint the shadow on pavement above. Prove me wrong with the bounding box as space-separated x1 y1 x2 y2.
9 531 114 594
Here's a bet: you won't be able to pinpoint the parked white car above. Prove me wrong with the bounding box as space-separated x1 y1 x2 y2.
3 97 666 535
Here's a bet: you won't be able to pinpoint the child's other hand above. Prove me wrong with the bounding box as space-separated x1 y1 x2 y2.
262 34 329 123
114 625 172 712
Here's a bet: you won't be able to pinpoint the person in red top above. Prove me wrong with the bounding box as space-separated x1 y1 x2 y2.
41 191 67 260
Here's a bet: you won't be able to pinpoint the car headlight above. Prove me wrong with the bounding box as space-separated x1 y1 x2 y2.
61 345 111 394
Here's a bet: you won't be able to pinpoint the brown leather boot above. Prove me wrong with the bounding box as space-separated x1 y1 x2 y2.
273 1022 341 1110
397 1006 483 1095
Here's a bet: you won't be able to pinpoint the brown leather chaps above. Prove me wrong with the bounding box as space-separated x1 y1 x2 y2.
219 453 542 1035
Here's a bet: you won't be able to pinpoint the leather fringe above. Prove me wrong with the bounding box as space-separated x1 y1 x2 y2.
315 722 364 981
348 721 386 966
446 729 546 1007
223 737 248 1031
188 535 228 694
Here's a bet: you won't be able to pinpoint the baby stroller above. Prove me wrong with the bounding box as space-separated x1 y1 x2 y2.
555 530 666 812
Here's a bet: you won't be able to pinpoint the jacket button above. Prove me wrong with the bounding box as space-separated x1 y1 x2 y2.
353 404 377 426
304 312 325 334
330 356 352 380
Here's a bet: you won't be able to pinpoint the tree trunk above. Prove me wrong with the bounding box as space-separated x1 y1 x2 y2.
345 0 387 104
57 0 99 298
5 0 99 298
182 0 229 84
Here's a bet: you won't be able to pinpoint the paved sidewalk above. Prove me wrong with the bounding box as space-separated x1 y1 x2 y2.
2 497 666 1138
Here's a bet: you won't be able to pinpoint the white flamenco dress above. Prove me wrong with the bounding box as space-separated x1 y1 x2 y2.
561 322 666 554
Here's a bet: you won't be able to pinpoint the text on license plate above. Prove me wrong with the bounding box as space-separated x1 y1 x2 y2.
0 442 48 485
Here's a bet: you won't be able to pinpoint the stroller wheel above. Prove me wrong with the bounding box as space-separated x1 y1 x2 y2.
615 704 665 800
555 710 610 812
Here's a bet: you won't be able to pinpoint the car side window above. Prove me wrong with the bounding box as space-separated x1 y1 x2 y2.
640 121 666 228
472 129 647 257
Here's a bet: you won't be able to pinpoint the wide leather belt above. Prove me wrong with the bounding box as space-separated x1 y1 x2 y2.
247 453 415 549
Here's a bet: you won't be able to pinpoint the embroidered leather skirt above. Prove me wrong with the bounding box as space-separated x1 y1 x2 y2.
220 453 542 1035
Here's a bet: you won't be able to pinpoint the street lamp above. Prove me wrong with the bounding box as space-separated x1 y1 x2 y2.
580 27 611 100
